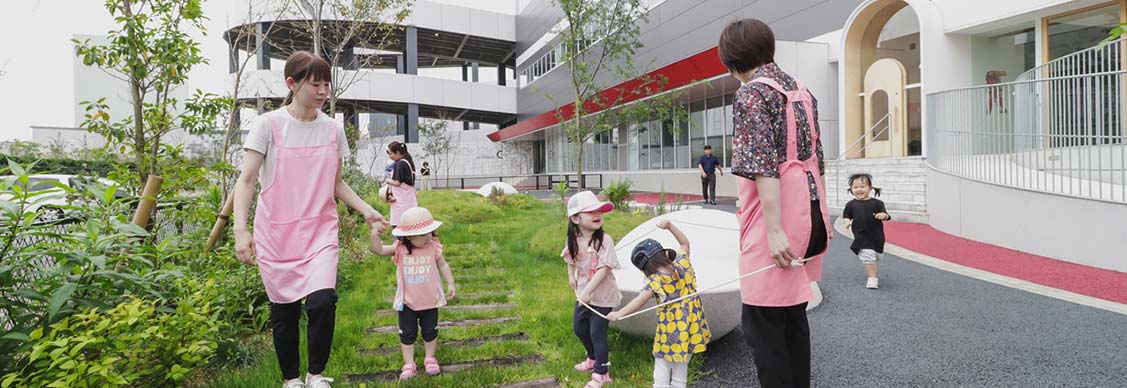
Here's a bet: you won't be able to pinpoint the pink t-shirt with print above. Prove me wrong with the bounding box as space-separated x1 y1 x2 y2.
392 240 448 311
561 234 622 308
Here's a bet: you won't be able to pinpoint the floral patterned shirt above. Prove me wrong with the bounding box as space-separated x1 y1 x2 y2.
731 63 825 200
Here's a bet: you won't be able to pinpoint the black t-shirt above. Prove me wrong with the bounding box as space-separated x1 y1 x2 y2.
843 198 888 254
393 159 415 187
421 166 431 176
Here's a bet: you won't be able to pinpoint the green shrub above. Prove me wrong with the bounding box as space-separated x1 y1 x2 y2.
0 280 219 388
0 155 119 177
601 179 633 210
553 181 569 204
421 190 501 224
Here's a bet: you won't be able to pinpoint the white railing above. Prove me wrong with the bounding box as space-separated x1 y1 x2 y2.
927 38 1127 203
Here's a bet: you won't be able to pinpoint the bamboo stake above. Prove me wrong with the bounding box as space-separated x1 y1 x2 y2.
131 175 163 228
204 195 235 253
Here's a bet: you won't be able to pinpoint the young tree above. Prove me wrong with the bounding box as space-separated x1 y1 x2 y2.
549 0 686 190
75 0 228 185
285 0 412 117
417 118 459 187
210 0 290 199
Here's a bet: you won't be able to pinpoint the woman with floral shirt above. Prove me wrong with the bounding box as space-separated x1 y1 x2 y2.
718 18 831 388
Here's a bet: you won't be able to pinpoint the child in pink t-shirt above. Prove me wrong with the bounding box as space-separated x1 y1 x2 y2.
562 191 622 388
370 207 456 381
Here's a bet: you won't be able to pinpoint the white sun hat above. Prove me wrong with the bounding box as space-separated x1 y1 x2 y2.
566 190 614 217
393 207 443 236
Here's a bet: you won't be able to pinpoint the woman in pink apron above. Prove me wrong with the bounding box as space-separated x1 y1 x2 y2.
231 51 388 388
719 19 831 388
383 141 418 227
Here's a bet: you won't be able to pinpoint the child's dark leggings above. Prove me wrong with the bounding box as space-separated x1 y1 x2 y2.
573 303 613 374
398 306 439 345
271 288 338 380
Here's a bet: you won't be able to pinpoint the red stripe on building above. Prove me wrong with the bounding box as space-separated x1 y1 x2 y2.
487 47 728 142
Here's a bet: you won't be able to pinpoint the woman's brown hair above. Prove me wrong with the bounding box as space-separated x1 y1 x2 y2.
718 18 776 74
282 51 332 106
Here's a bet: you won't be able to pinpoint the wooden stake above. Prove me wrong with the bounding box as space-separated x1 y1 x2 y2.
205 194 235 253
131 175 163 228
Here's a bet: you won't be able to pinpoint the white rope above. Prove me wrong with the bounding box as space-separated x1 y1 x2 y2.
578 257 814 321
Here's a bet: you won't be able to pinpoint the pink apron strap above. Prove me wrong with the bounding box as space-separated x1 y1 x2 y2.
750 77 799 162
328 121 338 145
794 81 820 152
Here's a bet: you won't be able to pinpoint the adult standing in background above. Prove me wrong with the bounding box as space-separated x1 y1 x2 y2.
698 145 724 205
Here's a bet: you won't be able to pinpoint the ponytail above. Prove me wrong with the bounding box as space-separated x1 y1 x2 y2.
388 141 415 172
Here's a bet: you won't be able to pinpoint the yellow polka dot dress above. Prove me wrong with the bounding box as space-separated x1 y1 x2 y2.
645 251 711 362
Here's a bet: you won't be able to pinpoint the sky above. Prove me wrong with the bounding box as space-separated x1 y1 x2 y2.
0 0 516 142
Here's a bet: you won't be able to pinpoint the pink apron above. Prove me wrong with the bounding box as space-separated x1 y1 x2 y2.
253 118 341 304
389 160 417 226
736 77 831 307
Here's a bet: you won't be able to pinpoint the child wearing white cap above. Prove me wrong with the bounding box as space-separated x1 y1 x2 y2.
562 190 622 388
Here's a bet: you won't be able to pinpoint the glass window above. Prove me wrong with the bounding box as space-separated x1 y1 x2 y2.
1047 4 1121 62
723 94 735 167
648 121 663 170
662 120 676 169
628 123 639 171
689 101 706 167
676 111 690 169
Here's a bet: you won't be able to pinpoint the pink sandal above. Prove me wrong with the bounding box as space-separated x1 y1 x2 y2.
399 363 417 380
583 372 611 388
424 357 441 375
574 358 596 372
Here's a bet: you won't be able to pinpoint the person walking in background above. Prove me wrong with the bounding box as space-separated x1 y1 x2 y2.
698 145 723 205
384 141 418 227
420 161 432 191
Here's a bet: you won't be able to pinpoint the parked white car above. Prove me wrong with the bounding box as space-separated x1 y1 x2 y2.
0 174 123 221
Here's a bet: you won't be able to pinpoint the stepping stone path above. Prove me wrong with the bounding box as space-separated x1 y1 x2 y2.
357 332 529 356
345 354 545 383
375 303 516 315
498 377 563 388
355 243 566 385
367 316 521 333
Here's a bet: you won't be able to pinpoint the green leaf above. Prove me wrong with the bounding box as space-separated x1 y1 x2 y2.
47 283 78 322
0 331 31 341
7 160 25 177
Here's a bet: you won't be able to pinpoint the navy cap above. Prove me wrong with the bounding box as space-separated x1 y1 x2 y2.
631 238 668 271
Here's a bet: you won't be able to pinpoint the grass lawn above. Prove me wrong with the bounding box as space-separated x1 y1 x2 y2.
205 189 706 387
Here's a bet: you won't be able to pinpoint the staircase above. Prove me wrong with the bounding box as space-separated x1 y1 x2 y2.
824 157 929 223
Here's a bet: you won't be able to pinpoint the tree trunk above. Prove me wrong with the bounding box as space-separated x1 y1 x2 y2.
577 136 586 190
131 79 147 185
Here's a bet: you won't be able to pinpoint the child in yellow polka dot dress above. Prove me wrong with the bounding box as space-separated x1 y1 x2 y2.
608 219 711 388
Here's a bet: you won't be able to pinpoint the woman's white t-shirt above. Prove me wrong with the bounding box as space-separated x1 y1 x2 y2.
243 108 350 188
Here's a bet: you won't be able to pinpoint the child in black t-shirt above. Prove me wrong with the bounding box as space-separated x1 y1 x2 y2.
842 173 890 289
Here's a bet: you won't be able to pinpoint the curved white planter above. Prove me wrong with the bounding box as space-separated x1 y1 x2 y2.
609 209 822 341
475 181 518 197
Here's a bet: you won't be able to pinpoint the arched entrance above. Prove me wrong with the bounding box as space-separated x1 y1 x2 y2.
862 59 907 158
842 0 922 159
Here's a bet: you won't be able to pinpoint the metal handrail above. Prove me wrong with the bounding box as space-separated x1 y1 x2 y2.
1016 37 1126 82
430 173 605 191
839 113 890 160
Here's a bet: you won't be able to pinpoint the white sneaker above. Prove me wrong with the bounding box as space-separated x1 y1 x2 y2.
282 379 306 388
866 277 879 289
305 375 334 388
